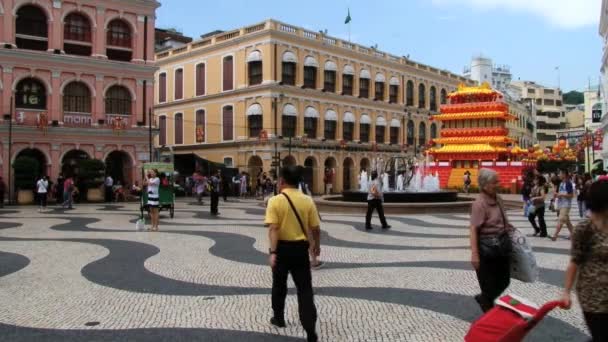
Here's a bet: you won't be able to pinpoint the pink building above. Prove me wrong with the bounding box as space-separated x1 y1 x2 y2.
0 0 159 198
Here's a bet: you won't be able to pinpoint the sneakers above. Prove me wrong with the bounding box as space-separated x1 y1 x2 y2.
365 226 372 230
307 332 318 342
311 261 325 270
382 225 391 230
270 317 286 328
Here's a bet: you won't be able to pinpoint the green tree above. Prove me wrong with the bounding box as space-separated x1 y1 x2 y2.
563 91 583 105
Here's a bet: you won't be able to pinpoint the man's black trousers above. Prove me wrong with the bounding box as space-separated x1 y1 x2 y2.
210 192 219 214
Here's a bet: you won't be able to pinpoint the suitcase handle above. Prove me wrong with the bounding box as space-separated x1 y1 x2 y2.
530 301 566 323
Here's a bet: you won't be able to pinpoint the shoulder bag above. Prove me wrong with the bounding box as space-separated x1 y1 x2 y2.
281 192 308 239
478 197 512 258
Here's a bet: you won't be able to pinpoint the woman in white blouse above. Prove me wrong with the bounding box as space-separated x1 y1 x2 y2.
145 169 161 231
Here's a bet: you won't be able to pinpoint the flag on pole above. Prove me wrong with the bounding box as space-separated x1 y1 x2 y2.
345 8 351 24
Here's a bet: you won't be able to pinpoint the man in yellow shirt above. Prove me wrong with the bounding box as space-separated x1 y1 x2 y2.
265 166 321 342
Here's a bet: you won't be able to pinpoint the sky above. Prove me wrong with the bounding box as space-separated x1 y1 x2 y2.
156 0 603 92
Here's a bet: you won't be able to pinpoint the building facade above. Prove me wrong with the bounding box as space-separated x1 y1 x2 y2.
601 0 608 167
583 86 604 170
510 81 565 148
0 0 159 196
505 98 536 148
154 19 474 194
463 57 512 93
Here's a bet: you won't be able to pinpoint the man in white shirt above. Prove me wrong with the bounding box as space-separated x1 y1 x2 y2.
104 175 114 203
36 176 49 211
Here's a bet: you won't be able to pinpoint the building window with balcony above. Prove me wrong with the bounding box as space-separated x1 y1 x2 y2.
323 61 337 92
174 113 183 145
63 13 92 56
105 85 132 115
430 86 437 111
440 88 447 105
303 56 318 89
418 122 426 146
16 78 47 110
247 104 263 138
174 68 184 100
195 63 206 96
342 65 354 95
282 104 297 138
63 82 91 113
222 105 234 141
223 56 234 91
304 107 319 139
430 123 437 139
15 5 48 51
418 84 426 109
324 110 337 140
390 119 400 145
159 116 166 146
158 73 167 103
106 19 132 62
195 109 206 143
343 112 355 141
406 80 414 106
360 114 371 142
282 51 297 86
407 120 414 145
374 74 385 101
389 77 399 103
247 50 263 86
359 70 371 98
375 116 386 143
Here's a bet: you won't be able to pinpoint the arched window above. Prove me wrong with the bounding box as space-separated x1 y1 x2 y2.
159 116 167 146
63 82 91 113
282 104 297 138
374 74 385 101
324 109 337 140
158 73 167 103
303 56 318 89
430 123 438 139
247 50 263 85
195 110 206 143
418 84 426 109
195 64 206 96
105 85 132 115
64 13 92 56
16 78 47 110
343 112 355 141
174 68 183 100
389 77 399 104
342 65 354 96
407 120 414 145
304 107 319 139
359 70 370 98
282 51 297 86
419 122 427 146
223 56 234 91
375 116 386 143
390 119 400 145
16 5 48 51
106 19 132 61
174 113 183 144
222 105 234 141
406 80 414 106
359 114 371 143
440 88 448 105
430 86 437 111
323 61 337 92
247 104 263 138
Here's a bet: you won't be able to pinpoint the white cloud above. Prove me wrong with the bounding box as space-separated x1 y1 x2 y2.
431 0 601 29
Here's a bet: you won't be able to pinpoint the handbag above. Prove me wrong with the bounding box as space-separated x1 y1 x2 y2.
510 228 539 282
478 198 512 258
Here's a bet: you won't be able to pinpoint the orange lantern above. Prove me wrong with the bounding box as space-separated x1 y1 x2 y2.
259 130 268 142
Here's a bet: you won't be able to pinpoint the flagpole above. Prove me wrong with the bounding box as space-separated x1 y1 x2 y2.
349 21 351 42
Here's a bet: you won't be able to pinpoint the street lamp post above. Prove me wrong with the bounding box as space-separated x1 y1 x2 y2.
5 97 13 205
148 108 153 163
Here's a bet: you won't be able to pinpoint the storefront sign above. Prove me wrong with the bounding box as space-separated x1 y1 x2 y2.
594 129 604 151
64 114 92 126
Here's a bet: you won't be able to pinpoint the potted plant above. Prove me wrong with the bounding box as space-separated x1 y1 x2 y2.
13 156 39 204
78 159 105 202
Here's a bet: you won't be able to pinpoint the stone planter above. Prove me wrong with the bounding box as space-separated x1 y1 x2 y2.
17 190 34 205
86 188 104 202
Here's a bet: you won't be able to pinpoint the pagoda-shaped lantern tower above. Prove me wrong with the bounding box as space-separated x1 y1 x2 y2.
427 82 530 189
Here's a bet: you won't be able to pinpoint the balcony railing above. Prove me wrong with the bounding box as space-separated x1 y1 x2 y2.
16 19 47 38
107 33 131 48
64 24 92 42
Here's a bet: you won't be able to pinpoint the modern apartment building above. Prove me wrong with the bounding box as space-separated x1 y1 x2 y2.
154 19 474 194
463 56 512 93
510 81 565 148
0 0 159 196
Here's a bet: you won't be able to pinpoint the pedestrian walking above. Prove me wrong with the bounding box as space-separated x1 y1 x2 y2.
552 169 575 241
240 172 248 197
528 175 548 237
560 180 608 341
104 175 114 202
365 171 391 230
0 176 5 208
577 173 592 218
265 166 321 342
521 172 533 217
63 176 75 209
36 176 49 211
222 172 230 202
469 168 514 313
56 174 64 206
463 170 472 194
145 169 160 231
209 170 220 215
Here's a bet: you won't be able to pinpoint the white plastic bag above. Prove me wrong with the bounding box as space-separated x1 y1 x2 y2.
136 218 145 231
510 229 539 283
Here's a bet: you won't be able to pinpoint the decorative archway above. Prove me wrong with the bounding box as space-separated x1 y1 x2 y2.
105 150 133 186
343 157 355 191
61 149 90 178
282 155 297 167
360 157 370 172
13 148 48 190
304 156 317 195
324 157 337 194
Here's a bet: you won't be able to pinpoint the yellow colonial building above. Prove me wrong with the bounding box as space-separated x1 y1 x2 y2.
154 19 475 194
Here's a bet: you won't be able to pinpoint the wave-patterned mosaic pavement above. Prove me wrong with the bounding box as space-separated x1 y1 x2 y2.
0 199 589 341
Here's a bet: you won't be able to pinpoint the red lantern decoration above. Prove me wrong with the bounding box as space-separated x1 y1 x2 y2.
340 139 347 149
259 130 268 142
112 117 125 135
37 113 48 134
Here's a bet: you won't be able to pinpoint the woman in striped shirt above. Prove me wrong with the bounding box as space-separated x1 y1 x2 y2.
145 169 161 231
